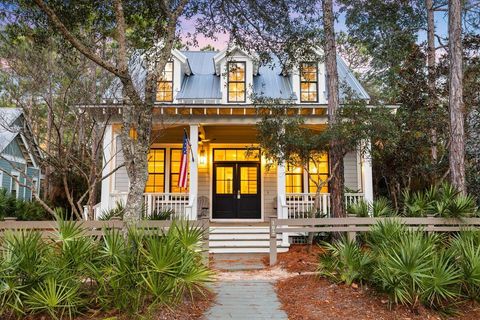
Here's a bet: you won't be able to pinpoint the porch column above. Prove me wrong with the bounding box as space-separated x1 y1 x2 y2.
188 124 199 220
362 141 374 205
100 123 113 214
277 160 289 246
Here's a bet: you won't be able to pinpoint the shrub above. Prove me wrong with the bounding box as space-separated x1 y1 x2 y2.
0 189 49 221
450 231 480 299
0 216 213 319
99 201 125 220
318 236 373 285
347 198 396 217
148 208 175 220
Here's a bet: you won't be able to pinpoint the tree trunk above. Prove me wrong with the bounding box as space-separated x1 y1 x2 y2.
448 0 466 194
426 0 438 167
323 0 345 217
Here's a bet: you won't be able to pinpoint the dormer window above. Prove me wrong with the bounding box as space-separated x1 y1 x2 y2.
156 61 173 102
227 62 246 102
300 62 318 103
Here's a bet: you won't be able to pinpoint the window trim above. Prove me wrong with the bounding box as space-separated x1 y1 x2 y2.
145 148 166 193
156 61 174 102
169 148 189 193
227 61 247 103
299 62 319 103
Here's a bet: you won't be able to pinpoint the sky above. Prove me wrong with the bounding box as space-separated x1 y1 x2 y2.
179 10 452 51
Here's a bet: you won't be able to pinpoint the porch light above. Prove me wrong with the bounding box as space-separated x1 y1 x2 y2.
199 146 207 166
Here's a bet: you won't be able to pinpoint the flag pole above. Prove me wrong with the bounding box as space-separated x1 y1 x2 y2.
183 128 195 162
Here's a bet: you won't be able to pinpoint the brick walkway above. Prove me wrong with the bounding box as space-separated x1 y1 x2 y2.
205 280 288 320
205 254 288 320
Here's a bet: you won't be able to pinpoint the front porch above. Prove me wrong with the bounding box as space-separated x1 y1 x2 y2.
98 123 372 221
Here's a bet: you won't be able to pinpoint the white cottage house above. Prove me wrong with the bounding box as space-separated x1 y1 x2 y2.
87 48 374 253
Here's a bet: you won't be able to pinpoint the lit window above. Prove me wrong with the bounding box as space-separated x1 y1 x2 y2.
285 164 303 193
227 62 246 102
308 154 329 193
170 149 189 193
156 61 173 102
300 62 318 102
213 149 259 162
145 149 165 193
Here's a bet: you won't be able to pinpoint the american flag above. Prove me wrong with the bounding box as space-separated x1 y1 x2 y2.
178 131 190 189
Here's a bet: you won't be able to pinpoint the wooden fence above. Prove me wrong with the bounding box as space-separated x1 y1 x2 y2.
0 217 210 262
269 216 480 266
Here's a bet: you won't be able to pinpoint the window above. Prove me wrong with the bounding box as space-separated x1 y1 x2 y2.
285 164 303 193
227 62 246 102
156 61 173 102
308 154 329 193
145 149 165 193
10 173 19 199
170 149 189 193
300 62 318 102
213 149 259 162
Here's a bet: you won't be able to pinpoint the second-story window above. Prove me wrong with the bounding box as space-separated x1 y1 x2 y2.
227 62 246 102
300 62 318 102
156 61 173 102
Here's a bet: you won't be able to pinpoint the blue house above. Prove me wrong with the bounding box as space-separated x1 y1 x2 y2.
0 108 42 200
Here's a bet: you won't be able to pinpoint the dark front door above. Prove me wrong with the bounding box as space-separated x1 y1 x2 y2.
213 163 261 219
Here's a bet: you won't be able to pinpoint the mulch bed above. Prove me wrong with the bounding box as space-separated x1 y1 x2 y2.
276 275 480 320
262 244 324 273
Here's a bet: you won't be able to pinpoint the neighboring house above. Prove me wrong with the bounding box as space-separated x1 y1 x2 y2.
0 108 42 201
86 47 374 253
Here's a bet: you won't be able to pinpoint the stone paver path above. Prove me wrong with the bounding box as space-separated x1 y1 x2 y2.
205 280 288 320
205 254 288 320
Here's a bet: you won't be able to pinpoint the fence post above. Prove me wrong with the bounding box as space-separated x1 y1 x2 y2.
269 215 278 266
201 216 210 266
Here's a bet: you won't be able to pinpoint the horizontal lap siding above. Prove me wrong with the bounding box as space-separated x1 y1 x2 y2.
263 166 277 221
114 136 129 192
343 151 360 191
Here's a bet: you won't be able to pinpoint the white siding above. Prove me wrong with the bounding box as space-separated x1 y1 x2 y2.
344 151 360 191
114 136 129 192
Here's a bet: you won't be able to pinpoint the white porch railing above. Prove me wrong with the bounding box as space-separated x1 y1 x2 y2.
107 192 190 219
285 193 364 219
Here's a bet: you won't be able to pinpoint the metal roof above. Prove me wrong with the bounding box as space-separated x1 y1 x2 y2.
103 50 370 102
0 108 22 153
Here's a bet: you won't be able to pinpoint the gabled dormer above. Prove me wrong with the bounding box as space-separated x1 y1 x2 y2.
213 47 259 104
290 49 327 104
156 49 192 103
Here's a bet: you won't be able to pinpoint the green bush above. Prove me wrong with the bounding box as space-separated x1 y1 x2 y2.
347 197 397 217
318 236 373 285
0 217 213 319
402 183 477 218
0 189 49 221
319 219 480 312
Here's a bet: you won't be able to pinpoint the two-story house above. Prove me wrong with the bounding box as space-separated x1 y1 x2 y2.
88 47 373 253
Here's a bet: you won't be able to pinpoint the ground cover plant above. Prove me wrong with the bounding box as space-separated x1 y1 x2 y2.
0 217 213 319
317 219 480 312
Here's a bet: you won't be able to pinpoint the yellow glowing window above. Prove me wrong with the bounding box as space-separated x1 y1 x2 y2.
145 149 165 193
170 149 189 193
213 149 259 162
156 61 173 102
308 153 329 193
227 62 246 102
240 166 258 194
285 164 303 193
215 166 234 194
300 62 318 102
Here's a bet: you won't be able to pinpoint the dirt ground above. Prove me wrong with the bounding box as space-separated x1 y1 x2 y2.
262 243 324 273
276 274 480 320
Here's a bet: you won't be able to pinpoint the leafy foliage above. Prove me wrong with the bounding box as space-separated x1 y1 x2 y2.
0 189 49 221
0 216 212 318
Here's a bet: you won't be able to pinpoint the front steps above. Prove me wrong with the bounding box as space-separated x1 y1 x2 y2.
208 226 290 254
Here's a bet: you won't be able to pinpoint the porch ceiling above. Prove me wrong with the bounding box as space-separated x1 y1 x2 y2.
150 123 327 144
